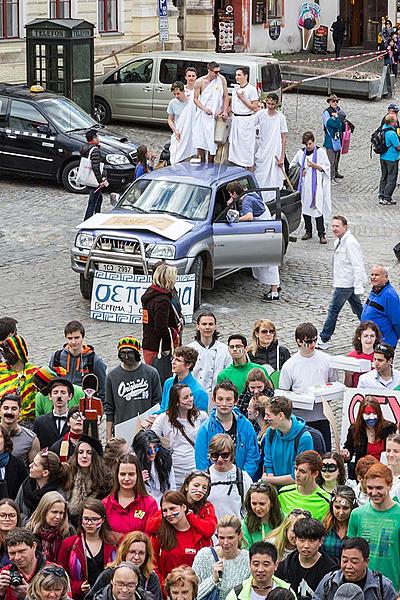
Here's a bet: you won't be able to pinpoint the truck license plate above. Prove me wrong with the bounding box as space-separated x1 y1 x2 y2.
97 263 134 274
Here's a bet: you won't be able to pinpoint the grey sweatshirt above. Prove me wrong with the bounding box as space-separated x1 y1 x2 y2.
105 362 162 424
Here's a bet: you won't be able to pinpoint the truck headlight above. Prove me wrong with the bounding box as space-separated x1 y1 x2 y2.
150 245 176 259
106 154 130 165
75 232 95 249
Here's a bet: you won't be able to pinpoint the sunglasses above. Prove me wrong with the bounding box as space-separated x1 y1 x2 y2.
42 566 67 578
147 446 159 455
70 412 85 421
303 337 318 344
321 463 338 473
258 329 275 335
190 470 211 478
375 344 391 353
290 509 312 518
250 480 272 492
210 452 231 460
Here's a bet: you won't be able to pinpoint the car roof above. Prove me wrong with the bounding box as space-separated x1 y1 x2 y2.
0 83 60 101
123 51 277 65
142 162 250 186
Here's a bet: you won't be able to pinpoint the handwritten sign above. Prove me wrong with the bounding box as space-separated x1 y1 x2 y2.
340 388 400 446
90 272 195 324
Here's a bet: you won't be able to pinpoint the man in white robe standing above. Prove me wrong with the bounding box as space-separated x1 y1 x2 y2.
167 81 196 164
193 61 229 163
228 67 259 168
289 130 331 245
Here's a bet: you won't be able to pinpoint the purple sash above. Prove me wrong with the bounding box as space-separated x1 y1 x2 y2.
297 147 318 209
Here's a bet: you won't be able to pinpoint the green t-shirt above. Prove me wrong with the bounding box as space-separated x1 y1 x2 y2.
242 520 273 548
35 385 84 416
278 484 330 521
217 361 270 395
348 501 400 591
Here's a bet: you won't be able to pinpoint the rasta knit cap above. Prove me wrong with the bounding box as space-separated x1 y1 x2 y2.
117 337 141 353
4 335 28 363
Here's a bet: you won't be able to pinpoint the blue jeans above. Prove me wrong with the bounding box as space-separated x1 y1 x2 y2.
84 188 103 221
320 287 363 342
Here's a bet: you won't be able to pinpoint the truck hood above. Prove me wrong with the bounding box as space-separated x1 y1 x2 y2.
76 211 195 242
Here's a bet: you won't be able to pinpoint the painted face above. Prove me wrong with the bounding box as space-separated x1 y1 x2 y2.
321 459 339 482
248 381 265 396
178 387 194 411
0 400 20 425
77 442 93 469
186 476 209 504
81 509 104 535
126 541 146 567
332 498 352 523
295 462 316 488
46 502 65 528
214 389 235 416
118 463 137 492
162 502 186 526
228 339 246 361
250 491 271 520
362 404 379 427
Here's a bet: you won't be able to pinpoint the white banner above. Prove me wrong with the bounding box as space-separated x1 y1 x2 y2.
340 388 400 446
90 272 195 324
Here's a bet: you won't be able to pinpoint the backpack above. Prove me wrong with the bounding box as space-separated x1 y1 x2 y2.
322 570 383 600
209 466 245 516
268 424 327 455
53 349 95 374
370 126 395 155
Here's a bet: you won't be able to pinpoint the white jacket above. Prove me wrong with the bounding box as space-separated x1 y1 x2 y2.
332 230 367 294
189 339 232 400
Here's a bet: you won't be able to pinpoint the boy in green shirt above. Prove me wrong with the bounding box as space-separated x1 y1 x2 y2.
217 334 270 394
348 463 400 591
278 450 330 521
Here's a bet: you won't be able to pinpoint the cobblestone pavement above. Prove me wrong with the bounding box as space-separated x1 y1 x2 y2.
1 91 400 426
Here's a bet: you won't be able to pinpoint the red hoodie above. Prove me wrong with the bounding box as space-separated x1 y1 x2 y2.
147 501 217 540
101 493 158 536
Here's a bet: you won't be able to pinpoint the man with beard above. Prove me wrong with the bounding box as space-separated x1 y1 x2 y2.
105 337 161 441
0 394 40 467
0 336 38 423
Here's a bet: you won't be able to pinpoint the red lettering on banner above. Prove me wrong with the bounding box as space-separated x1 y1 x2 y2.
347 393 400 425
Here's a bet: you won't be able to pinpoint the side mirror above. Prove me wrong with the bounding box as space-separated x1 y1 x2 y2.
110 192 120 206
36 124 52 136
226 209 239 223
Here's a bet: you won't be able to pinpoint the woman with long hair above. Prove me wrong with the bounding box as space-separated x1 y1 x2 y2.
344 321 381 387
134 145 156 179
103 437 130 478
322 485 357 561
27 491 74 563
28 565 70 600
317 452 347 495
102 454 158 536
67 436 110 526
193 515 249 600
59 498 118 600
151 384 208 487
247 319 290 382
0 499 21 567
342 396 396 477
242 481 283 547
0 427 27 500
85 531 162 600
385 433 400 500
15 449 69 521
165 566 198 600
151 491 211 590
265 510 309 561
237 368 274 418
132 430 175 505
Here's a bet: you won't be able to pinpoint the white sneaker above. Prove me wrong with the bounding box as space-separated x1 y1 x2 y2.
316 336 329 350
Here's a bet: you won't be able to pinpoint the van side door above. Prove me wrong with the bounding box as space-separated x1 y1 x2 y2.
109 57 155 121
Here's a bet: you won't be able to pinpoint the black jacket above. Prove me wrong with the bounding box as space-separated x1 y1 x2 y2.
2 454 28 500
248 339 291 371
141 284 181 352
86 568 160 600
344 420 397 468
33 412 69 449
80 142 105 184
92 583 152 600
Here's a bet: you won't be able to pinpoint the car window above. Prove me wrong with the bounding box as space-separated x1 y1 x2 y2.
0 97 8 125
9 100 48 132
261 64 282 92
159 59 205 84
119 59 153 84
220 64 247 87
213 176 254 222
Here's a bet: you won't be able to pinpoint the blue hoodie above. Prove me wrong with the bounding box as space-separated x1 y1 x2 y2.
194 407 260 480
157 371 208 413
264 416 313 478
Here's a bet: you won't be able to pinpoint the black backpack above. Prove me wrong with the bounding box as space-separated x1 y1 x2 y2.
269 424 326 455
53 349 95 374
209 466 245 516
370 126 395 155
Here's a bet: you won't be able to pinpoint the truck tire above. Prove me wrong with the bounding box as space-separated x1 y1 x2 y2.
80 274 94 299
94 97 112 125
189 256 203 310
62 161 88 194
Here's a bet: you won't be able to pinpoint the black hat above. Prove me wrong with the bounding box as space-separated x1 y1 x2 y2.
78 434 103 457
47 377 75 397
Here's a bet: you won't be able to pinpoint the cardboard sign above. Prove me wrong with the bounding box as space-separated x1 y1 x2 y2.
90 272 195 324
115 404 160 445
340 389 400 446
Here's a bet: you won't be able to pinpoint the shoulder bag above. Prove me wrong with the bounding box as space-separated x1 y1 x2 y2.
76 147 104 188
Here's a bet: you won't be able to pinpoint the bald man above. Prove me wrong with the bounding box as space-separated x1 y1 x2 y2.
361 264 400 347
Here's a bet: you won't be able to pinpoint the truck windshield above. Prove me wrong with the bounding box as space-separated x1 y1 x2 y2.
38 97 99 133
119 179 212 221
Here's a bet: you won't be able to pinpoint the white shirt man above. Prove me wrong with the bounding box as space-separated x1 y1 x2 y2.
358 344 400 389
228 67 258 168
317 216 367 349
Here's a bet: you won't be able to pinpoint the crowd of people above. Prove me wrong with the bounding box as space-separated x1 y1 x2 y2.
1 242 400 600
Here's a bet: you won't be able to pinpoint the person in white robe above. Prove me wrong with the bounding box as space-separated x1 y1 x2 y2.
193 61 229 162
289 130 331 245
184 66 197 99
226 181 281 302
254 94 288 200
228 67 259 168
167 81 196 164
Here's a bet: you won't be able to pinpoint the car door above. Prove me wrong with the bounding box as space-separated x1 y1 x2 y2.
2 99 59 177
152 58 204 121
212 176 283 269
110 57 155 120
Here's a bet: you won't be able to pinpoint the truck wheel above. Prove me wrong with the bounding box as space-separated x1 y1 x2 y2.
94 97 112 125
189 256 203 310
80 274 94 299
62 161 88 194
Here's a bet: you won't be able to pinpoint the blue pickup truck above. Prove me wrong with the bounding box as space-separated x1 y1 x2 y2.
71 163 301 307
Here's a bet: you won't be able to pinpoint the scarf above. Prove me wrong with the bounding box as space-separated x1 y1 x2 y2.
297 147 318 209
0 453 10 471
39 526 63 563
21 477 60 511
59 432 81 463
68 470 94 516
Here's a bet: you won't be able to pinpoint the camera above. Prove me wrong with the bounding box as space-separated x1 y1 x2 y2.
9 566 23 587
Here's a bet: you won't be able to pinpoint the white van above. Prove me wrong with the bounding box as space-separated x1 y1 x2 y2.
94 50 282 124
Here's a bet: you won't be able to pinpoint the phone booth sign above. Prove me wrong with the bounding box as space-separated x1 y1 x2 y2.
25 19 94 115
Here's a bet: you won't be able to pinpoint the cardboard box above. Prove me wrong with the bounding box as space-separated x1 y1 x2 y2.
329 355 371 373
274 389 315 411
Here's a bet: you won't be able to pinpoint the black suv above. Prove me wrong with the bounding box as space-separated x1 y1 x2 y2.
0 84 139 193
